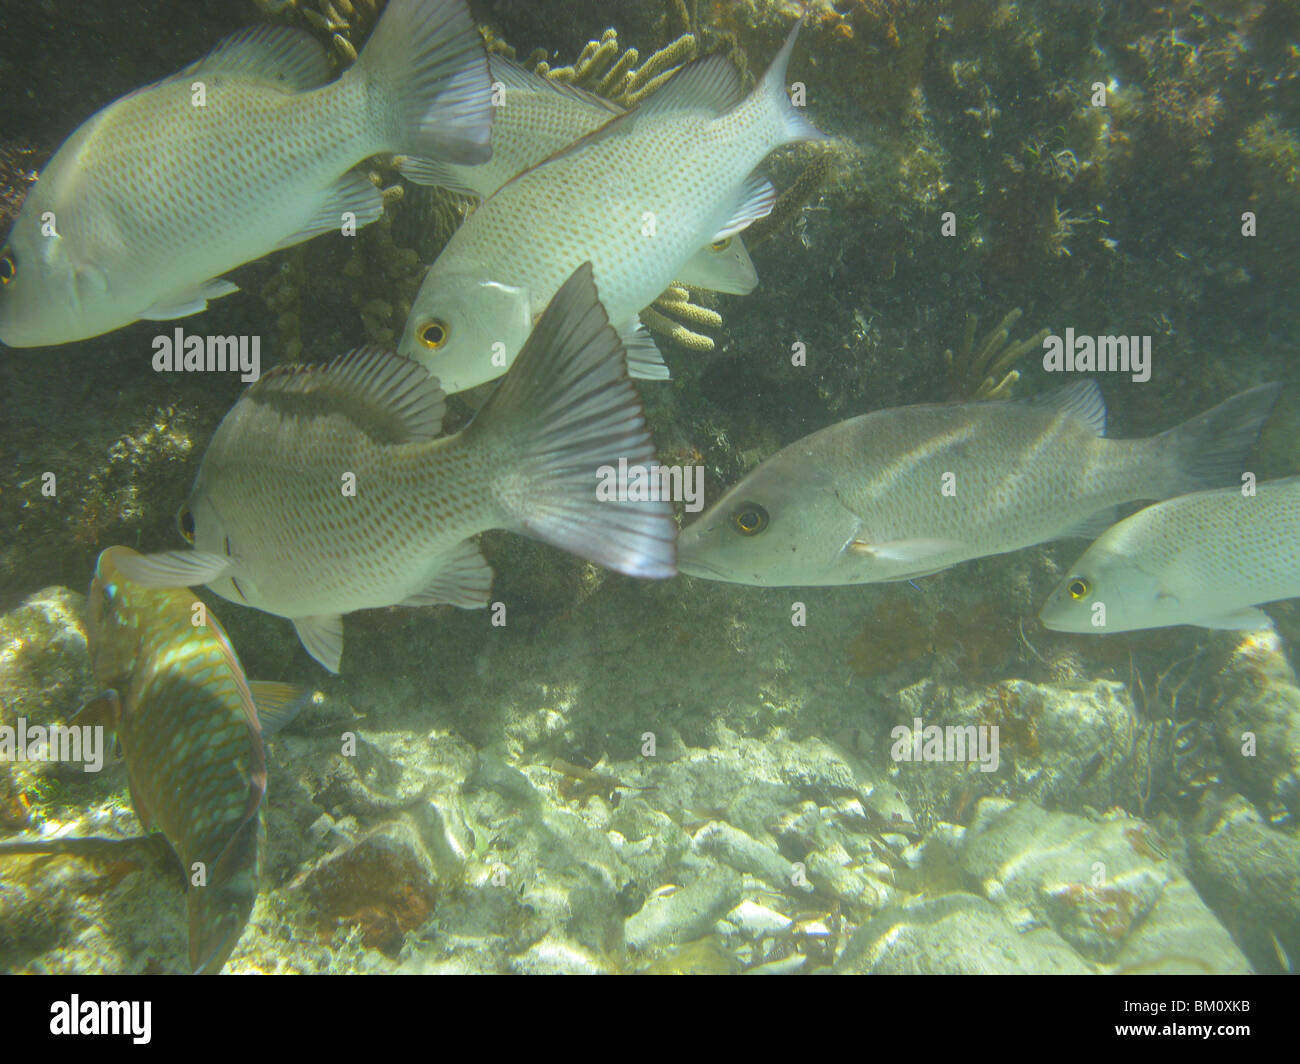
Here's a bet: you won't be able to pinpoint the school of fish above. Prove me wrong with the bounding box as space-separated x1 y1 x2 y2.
0 0 1296 973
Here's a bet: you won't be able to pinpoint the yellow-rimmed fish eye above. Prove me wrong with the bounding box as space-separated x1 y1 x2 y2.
177 503 196 544
709 236 732 252
417 318 450 350
732 502 769 536
0 247 15 285
1068 577 1091 600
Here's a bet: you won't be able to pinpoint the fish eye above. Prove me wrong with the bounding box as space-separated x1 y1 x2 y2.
418 318 450 350
0 248 15 285
731 502 769 536
178 504 196 544
1067 577 1091 600
710 237 732 252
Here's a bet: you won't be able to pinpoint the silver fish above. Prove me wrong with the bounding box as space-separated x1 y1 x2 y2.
411 56 759 296
114 263 676 673
1040 475 1300 634
0 0 493 347
397 19 825 393
678 382 1280 587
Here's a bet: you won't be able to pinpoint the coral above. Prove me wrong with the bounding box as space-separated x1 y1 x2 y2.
943 307 1050 400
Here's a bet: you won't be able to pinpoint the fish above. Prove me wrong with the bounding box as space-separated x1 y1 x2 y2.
676 381 1280 587
1039 475 1300 634
112 262 677 673
0 546 310 974
0 0 494 347
396 19 825 393
410 56 759 296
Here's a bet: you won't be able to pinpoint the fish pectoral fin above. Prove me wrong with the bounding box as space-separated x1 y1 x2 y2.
139 278 239 320
293 615 344 674
401 540 493 608
618 318 670 380
847 538 962 562
74 263 109 299
70 689 120 732
110 549 231 588
275 171 384 251
1059 507 1120 540
711 174 777 243
1195 607 1275 631
248 682 316 737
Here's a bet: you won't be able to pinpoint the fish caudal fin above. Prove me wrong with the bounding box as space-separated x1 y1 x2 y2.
754 16 827 146
1158 382 1281 495
356 0 494 170
189 812 264 975
469 263 677 580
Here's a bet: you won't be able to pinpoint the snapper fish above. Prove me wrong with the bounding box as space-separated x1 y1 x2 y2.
113 263 677 673
412 56 759 296
0 0 494 347
397 18 825 393
0 546 310 974
677 381 1280 587
1039 475 1300 634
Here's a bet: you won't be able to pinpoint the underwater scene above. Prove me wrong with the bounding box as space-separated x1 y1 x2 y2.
0 0 1297 978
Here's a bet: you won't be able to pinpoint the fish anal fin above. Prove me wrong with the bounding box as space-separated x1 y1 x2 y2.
274 171 383 251
1196 607 1275 631
293 615 344 674
401 541 493 608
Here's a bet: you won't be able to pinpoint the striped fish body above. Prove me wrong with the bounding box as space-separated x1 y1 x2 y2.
87 546 266 974
399 24 823 393
1040 476 1300 633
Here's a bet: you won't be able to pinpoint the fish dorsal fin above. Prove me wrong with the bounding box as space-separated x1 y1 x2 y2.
490 56 624 117
1021 380 1107 436
636 52 744 118
524 52 743 171
250 347 446 443
181 26 331 91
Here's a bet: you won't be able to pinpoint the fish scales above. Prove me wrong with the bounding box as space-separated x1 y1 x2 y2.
677 383 1279 586
117 263 677 673
399 23 823 392
196 392 510 618
0 0 494 346
1040 476 1300 633
85 546 275 973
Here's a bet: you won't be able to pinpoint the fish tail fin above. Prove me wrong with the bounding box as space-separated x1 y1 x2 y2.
354 0 494 169
1158 382 1281 495
754 14 826 145
189 812 264 975
466 264 677 580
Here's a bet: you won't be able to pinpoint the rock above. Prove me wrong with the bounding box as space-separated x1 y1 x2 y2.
893 678 1142 822
291 816 439 956
961 798 1251 973
1187 792 1300 974
1213 630 1300 822
625 864 743 953
836 893 1089 974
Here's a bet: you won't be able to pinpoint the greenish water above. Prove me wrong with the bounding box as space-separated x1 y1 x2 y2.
0 0 1298 975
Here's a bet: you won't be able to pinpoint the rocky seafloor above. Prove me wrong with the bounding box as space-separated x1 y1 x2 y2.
2 579 1298 974
2 0 1300 973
